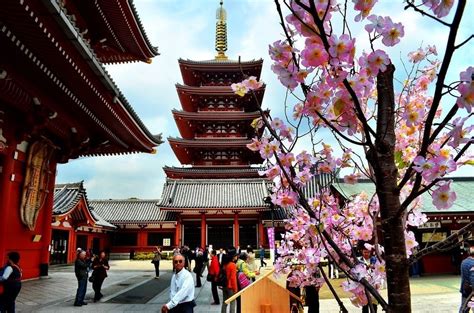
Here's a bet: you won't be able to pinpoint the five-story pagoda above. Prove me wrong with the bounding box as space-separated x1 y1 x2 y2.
158 1 271 250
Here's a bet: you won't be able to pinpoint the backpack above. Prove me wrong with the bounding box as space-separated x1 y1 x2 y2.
216 264 227 287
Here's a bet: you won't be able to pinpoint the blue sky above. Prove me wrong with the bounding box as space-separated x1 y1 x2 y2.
56 0 473 199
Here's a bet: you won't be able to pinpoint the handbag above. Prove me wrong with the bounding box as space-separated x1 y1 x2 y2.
206 274 213 282
88 273 95 283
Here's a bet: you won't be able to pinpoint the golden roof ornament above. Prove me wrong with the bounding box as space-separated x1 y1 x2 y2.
215 0 228 60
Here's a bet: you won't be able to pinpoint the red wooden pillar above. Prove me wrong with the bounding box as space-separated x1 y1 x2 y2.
68 228 77 263
258 221 266 247
233 212 239 247
0 142 17 263
175 216 181 247
200 213 206 248
138 228 147 249
39 163 56 275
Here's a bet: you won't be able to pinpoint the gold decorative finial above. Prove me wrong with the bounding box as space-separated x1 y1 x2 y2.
215 0 228 60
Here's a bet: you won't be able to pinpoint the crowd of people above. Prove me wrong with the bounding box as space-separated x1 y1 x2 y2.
1 242 473 312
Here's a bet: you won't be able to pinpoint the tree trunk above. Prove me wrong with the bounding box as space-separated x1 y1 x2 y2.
367 64 411 313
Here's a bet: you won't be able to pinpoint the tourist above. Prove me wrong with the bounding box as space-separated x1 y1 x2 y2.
304 285 320 313
460 245 474 313
74 250 88 307
193 249 204 288
236 252 258 283
152 246 162 278
201 245 209 276
286 270 303 313
259 245 267 268
0 252 22 313
208 249 220 305
218 248 225 264
221 248 238 313
173 246 180 257
358 247 377 313
161 254 195 313
91 251 110 302
246 247 257 282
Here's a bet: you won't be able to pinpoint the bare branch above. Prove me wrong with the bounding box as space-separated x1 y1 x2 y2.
404 1 451 27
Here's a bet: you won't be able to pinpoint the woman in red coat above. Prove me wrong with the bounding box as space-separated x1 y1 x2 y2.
208 249 220 305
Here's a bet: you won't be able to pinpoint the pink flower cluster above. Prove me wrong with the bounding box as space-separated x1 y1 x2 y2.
457 67 474 113
230 76 263 97
365 15 405 47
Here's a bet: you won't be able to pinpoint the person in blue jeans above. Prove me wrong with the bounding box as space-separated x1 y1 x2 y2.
74 250 88 307
460 246 474 313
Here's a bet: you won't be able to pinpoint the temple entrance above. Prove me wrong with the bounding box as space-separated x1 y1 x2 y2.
239 224 257 249
183 224 201 249
208 224 233 249
50 230 68 265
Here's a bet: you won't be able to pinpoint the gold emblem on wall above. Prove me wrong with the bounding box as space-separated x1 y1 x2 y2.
20 140 54 230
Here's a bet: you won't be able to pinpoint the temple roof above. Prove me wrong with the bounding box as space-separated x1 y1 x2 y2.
163 166 265 179
90 199 176 224
158 178 271 210
331 177 474 215
0 0 161 160
60 0 159 63
53 182 115 229
168 137 263 165
178 60 263 86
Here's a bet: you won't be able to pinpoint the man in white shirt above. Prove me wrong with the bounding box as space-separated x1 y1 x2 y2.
161 254 195 313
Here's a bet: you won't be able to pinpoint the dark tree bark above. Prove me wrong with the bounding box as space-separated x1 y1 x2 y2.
367 64 411 313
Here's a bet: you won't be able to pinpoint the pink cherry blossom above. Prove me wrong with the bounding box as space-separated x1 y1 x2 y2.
364 15 385 33
433 0 454 18
432 180 456 210
344 173 360 184
301 43 329 67
456 67 474 112
381 18 404 47
367 50 391 73
408 48 426 63
231 82 248 97
353 0 378 21
243 76 263 90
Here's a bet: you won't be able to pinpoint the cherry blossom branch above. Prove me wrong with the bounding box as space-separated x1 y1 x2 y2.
455 34 474 50
295 0 377 144
397 0 466 192
404 1 451 27
274 0 367 147
318 264 349 313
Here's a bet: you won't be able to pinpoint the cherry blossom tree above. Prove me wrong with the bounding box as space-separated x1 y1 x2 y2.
233 1 473 312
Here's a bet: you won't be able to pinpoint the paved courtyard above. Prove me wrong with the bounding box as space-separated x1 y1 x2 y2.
16 260 461 313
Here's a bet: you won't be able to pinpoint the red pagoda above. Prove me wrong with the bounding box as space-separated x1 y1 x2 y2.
0 0 161 278
158 1 272 250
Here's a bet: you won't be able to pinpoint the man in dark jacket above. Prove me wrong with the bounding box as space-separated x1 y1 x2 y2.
74 250 88 307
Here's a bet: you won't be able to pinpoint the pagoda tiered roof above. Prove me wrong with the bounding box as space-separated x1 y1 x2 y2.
168 137 263 165
157 178 271 211
0 0 162 160
58 0 159 63
178 58 263 86
175 84 265 112
172 110 260 139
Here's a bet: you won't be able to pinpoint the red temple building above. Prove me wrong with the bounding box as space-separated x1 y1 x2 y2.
156 2 274 250
0 0 161 279
51 182 116 265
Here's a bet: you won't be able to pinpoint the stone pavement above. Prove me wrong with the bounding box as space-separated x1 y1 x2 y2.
16 260 461 312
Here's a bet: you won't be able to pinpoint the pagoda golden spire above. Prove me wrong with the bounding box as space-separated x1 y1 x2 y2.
215 0 228 60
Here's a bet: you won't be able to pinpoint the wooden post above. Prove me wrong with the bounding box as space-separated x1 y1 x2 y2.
200 213 206 248
234 212 239 247
175 216 181 247
258 221 266 247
